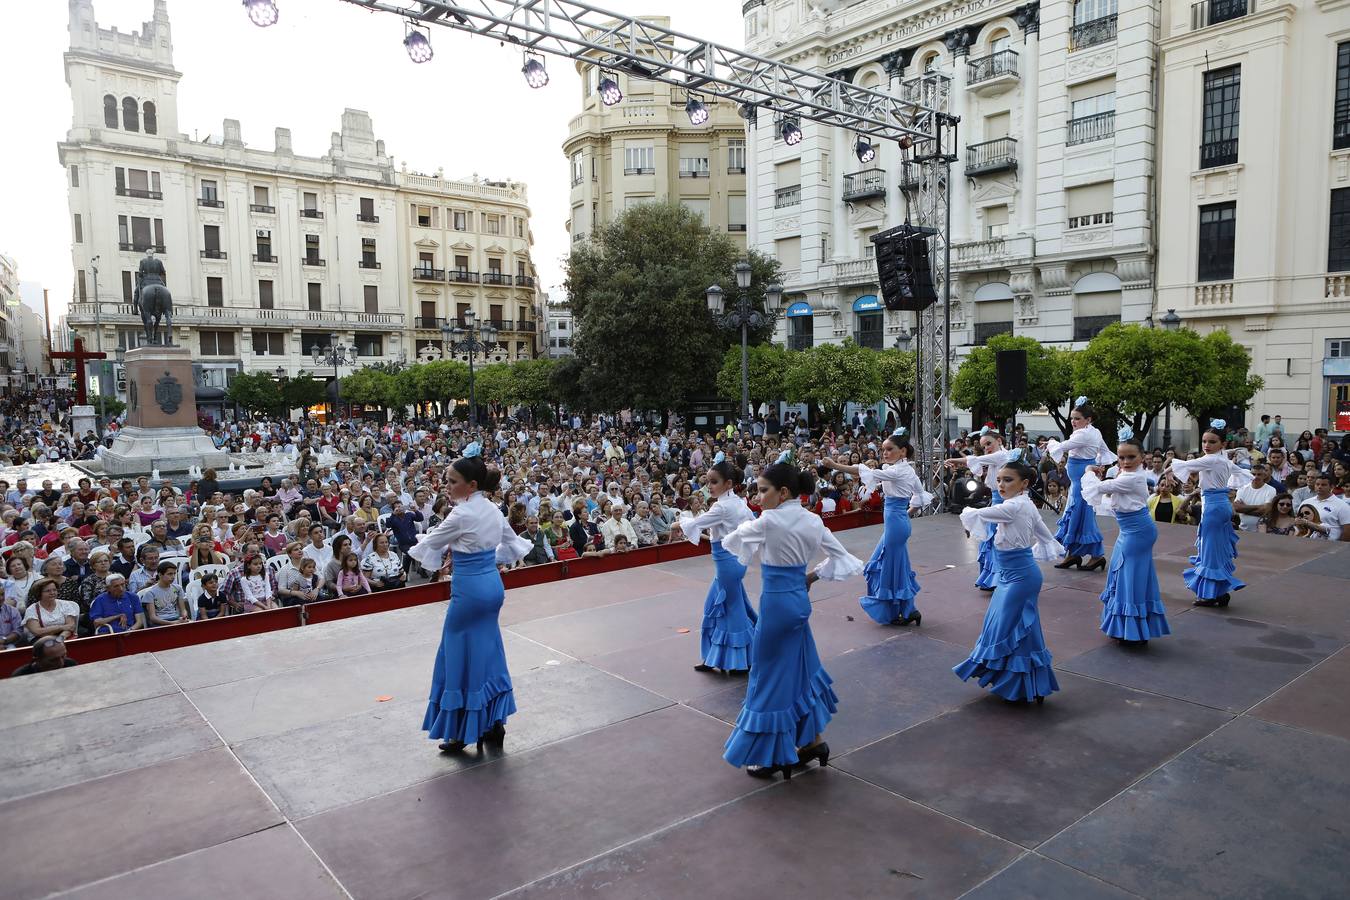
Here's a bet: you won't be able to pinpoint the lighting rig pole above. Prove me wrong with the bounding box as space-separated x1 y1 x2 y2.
706 261 782 425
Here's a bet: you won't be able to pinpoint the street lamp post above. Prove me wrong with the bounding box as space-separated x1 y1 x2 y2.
89 255 106 431
1158 308 1181 450
440 309 498 427
311 333 359 422
706 261 782 424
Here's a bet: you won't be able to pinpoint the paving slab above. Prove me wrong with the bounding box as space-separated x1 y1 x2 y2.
0 654 179 729
1248 646 1350 742
962 853 1142 900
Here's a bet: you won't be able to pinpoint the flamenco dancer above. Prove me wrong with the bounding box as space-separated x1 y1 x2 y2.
821 429 932 626
945 427 1012 592
1047 398 1116 571
1165 419 1252 608
1080 430 1171 646
676 457 758 674
410 453 533 754
955 454 1063 704
722 461 865 779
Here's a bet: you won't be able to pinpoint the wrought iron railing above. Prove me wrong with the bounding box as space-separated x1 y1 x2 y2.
842 169 886 201
967 49 1018 85
250 204 276 214
198 197 223 208
1070 14 1117 51
1200 138 1239 169
413 267 445 280
116 187 162 200
449 270 480 283
1073 315 1120 341
775 185 801 208
300 209 324 219
302 256 326 267
200 249 227 259
966 138 1018 175
788 334 813 351
483 272 511 285
1067 111 1115 146
358 258 381 269
1191 0 1249 30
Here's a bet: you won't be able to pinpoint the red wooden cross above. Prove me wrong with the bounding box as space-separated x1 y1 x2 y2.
48 337 108 405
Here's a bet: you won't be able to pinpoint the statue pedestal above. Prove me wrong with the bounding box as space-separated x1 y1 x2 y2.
101 345 229 477
70 405 97 440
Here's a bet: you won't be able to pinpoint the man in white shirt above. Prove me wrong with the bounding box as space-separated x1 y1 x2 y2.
1299 475 1350 541
1233 464 1277 532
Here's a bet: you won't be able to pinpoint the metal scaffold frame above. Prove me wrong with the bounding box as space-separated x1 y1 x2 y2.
317 0 956 496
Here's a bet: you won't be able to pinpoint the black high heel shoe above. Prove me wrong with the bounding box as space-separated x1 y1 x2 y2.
746 764 793 780
476 722 506 753
888 615 911 627
795 741 831 769
438 740 467 754
1078 557 1107 572
1053 556 1082 570
979 585 996 592
1193 593 1231 608
693 663 715 672
905 611 922 627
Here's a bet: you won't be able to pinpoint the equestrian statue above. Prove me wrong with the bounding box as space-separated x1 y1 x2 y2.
132 249 174 345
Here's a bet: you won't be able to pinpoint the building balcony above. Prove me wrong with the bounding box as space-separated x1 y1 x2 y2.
358 259 381 269
116 187 162 200
967 50 1018 96
624 167 656 176
1067 111 1115 146
415 316 444 330
1070 14 1117 51
65 302 405 330
728 223 747 232
300 209 324 219
775 185 801 209
413 267 445 281
357 213 380 223
842 168 886 202
252 253 278 264
727 166 746 175
198 197 224 208
200 249 227 260
571 175 584 187
302 256 327 267
250 204 276 214
449 270 480 284
973 322 1014 345
1335 113 1350 150
831 256 879 285
1199 139 1239 169
965 138 1017 176
119 242 165 253
514 275 536 287
899 162 922 192
482 272 511 285
952 233 1034 270
1191 0 1249 31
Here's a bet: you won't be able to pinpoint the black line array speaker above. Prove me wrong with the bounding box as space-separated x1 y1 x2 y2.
871 224 938 312
996 349 1028 403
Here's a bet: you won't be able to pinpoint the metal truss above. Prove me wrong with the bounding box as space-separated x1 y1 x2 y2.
338 0 936 142
899 73 956 510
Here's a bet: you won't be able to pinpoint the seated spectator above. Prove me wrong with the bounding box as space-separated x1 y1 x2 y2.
361 533 405 589
227 554 279 612
3 555 38 612
520 516 553 565
599 503 639 551
569 505 609 557
23 578 78 642
1293 504 1330 541
89 573 145 633
1 591 24 651
1261 493 1298 535
1299 475 1350 541
128 544 161 595
302 524 333 572
546 511 578 560
10 636 77 677
276 557 320 606
647 497 675 543
335 551 371 598
140 562 189 626
321 535 352 600
1234 464 1277 532
631 502 658 548
196 572 228 619
1148 476 1181 524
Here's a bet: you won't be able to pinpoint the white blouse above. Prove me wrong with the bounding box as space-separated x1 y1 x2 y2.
722 503 865 581
678 492 754 545
1081 469 1151 514
959 494 1066 560
858 461 934 505
965 448 1012 493
408 492 533 570
1048 426 1117 465
1165 453 1254 492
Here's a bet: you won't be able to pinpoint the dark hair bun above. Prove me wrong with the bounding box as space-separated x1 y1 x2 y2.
711 459 745 486
452 455 502 492
763 461 815 496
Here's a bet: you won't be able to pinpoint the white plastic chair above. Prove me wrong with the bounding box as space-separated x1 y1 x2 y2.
185 579 203 620
377 513 391 532
265 555 291 577
190 563 230 583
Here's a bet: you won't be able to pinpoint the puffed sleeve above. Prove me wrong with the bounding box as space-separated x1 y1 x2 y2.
856 464 885 497
813 523 866 581
496 513 534 566
1079 468 1115 513
1093 431 1118 466
966 450 1008 478
407 507 463 571
959 500 1019 543
1225 460 1255 490
721 514 767 568
1030 507 1068 561
1048 428 1094 463
677 501 729 546
896 464 935 508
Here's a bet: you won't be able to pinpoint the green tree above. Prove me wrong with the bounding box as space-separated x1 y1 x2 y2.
550 355 600 416
392 366 424 417
509 358 559 418
339 368 398 417
875 348 918 431
91 393 126 419
565 201 782 422
1181 330 1265 437
474 363 514 417
951 334 1076 434
283 373 327 413
715 343 791 411
782 341 884 428
420 360 470 415
226 372 282 415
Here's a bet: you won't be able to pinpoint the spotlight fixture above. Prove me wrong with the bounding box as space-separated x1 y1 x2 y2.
779 116 803 145
898 135 914 151
854 135 875 163
243 0 278 27
685 94 710 125
738 102 758 124
522 54 549 89
598 72 623 106
404 23 433 64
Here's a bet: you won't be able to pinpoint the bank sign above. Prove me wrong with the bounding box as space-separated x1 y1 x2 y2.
824 0 999 66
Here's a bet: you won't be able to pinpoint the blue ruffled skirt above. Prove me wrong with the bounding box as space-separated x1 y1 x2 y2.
860 496 921 624
1100 507 1171 640
423 549 517 744
724 564 838 768
954 547 1060 702
975 491 1003 589
1183 488 1245 600
701 541 758 670
1055 456 1106 558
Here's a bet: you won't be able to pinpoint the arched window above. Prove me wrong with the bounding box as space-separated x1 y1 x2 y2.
972 282 1014 345
143 101 157 134
1071 272 1122 340
122 97 139 132
103 94 118 129
989 29 1012 55
923 52 940 73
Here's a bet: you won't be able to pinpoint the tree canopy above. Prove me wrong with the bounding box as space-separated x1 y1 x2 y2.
782 340 884 427
715 343 792 411
951 334 1076 434
226 372 281 414
875 347 919 432
565 201 781 416
282 373 327 412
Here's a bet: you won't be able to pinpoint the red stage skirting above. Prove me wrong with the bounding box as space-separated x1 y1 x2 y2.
1 509 882 675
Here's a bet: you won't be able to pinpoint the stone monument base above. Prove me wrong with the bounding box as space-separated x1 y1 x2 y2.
101 425 230 477
70 405 97 440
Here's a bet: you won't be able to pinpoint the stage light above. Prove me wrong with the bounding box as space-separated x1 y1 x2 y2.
854 135 875 163
738 102 758 124
598 72 623 106
243 0 278 27
686 94 710 125
522 54 549 89
779 117 803 145
404 26 433 64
